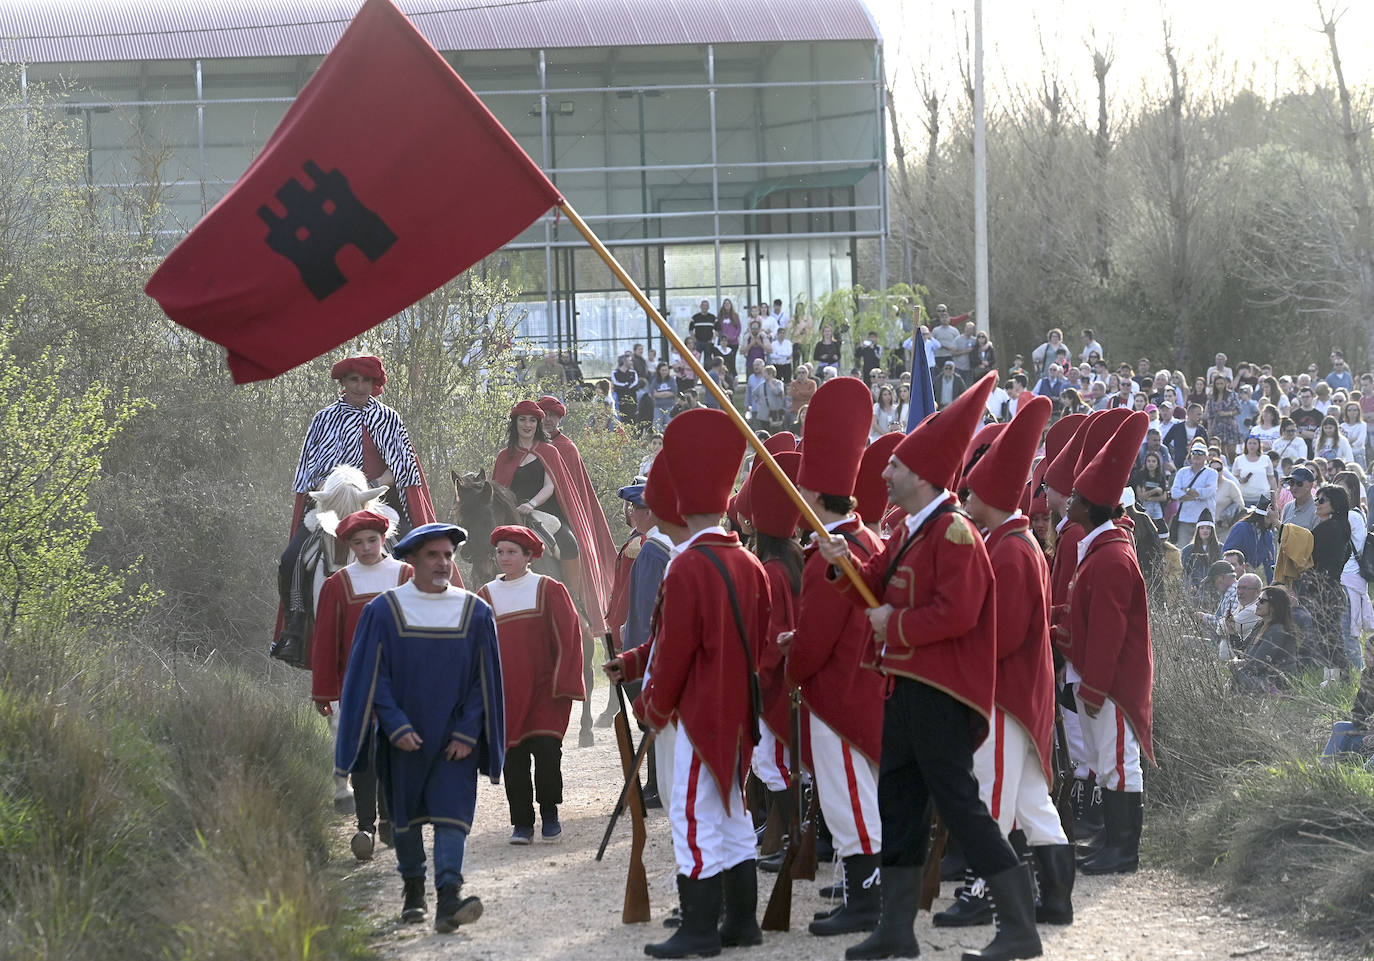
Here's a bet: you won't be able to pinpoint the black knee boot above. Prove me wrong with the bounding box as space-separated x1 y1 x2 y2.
1031 844 1075 924
1080 791 1142 875
645 874 723 958
809 852 881 936
718 860 763 947
960 863 1042 961
843 864 920 960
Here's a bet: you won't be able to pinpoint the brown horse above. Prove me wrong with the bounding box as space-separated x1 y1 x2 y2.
452 469 597 747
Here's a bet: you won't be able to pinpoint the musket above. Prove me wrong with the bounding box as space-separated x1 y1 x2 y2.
1052 704 1076 845
761 687 803 930
599 634 651 922
919 804 947 912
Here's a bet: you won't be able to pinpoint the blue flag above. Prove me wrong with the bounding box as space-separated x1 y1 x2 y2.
906 327 937 431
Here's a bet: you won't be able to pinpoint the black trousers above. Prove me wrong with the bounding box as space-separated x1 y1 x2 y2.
504 735 564 827
350 768 389 831
878 677 1018 878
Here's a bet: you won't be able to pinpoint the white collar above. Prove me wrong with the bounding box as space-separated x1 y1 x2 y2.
824 515 857 533
645 525 675 549
673 525 726 556
903 490 953 535
1077 519 1118 563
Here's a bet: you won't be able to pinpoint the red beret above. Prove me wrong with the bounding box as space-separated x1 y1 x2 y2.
893 371 997 490
797 377 872 496
330 355 387 395
967 396 1052 513
490 525 545 558
537 395 567 418
510 400 545 419
336 509 391 542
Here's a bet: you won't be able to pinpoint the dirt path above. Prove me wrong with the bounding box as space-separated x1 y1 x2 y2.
331 682 1352 961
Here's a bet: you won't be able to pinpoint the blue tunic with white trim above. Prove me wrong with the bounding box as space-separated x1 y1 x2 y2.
335 582 506 834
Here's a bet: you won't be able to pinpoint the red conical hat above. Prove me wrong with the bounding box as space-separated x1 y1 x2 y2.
1075 411 1150 508
1025 456 1050 515
749 451 803 538
644 454 685 528
1043 412 1086 465
663 409 747 516
1043 416 1091 497
967 396 1052 513
1074 407 1134 478
797 377 874 496
893 371 997 490
960 421 1006 489
856 432 904 524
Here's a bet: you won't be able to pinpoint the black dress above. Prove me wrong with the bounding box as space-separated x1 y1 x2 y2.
510 457 580 559
1304 519 1350 668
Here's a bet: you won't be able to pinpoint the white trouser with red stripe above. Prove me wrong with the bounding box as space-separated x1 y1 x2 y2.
1059 698 1092 780
971 706 1068 846
808 713 881 858
655 719 677 802
1071 688 1143 792
669 722 757 879
749 719 791 792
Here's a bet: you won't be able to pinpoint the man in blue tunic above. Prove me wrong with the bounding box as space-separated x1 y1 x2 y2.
336 522 505 934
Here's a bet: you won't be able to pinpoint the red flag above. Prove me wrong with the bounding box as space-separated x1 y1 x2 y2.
145 0 562 383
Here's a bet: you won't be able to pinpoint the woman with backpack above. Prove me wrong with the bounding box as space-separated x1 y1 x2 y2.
1334 470 1374 674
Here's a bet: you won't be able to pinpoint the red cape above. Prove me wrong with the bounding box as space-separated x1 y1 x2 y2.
549 429 618 603
605 532 642 650
986 518 1056 783
479 575 586 746
493 441 611 633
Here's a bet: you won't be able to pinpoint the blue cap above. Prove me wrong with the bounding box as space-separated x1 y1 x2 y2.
617 484 647 508
392 522 467 559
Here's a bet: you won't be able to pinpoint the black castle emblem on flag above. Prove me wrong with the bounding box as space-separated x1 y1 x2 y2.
258 160 396 300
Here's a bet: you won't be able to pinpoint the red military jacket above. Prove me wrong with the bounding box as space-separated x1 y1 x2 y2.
605 531 643 651
830 500 997 747
1054 526 1156 765
786 517 884 765
760 559 798 746
986 517 1055 782
1049 520 1084 638
638 531 772 812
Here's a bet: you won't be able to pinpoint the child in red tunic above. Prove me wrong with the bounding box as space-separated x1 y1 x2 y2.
478 526 585 845
310 509 413 860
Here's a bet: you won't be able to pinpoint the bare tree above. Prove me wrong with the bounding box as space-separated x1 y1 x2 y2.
1091 39 1115 284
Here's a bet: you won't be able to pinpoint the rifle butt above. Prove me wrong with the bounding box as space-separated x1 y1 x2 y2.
622 857 651 924
760 857 795 931
791 789 819 880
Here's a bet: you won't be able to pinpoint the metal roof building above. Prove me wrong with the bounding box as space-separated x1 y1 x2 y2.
2 0 887 367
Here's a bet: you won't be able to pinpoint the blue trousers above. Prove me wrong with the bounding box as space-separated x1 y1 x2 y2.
394 823 467 888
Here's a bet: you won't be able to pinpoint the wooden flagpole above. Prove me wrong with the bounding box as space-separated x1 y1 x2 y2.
558 201 880 608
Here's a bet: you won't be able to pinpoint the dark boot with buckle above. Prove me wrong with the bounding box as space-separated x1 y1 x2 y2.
932 869 992 927
810 852 881 936
645 874 723 958
1031 844 1075 924
843 864 920 960
1080 791 1141 875
718 860 763 948
960 863 1042 961
400 876 426 923
1072 778 1103 850
434 874 484 934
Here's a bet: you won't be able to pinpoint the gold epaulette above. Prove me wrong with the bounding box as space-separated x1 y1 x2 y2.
944 516 975 545
623 538 642 560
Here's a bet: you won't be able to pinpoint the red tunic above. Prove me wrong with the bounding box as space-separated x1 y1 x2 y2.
310 560 413 704
1054 527 1156 765
786 518 884 766
605 531 643 651
478 573 586 747
493 442 612 634
830 504 996 747
985 518 1055 782
638 532 772 813
760 559 799 746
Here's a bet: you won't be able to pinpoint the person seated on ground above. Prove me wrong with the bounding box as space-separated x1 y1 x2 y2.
1194 572 1262 648
1224 585 1300 693
1181 511 1222 590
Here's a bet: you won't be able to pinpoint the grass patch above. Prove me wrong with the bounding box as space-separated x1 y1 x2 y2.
0 629 374 961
